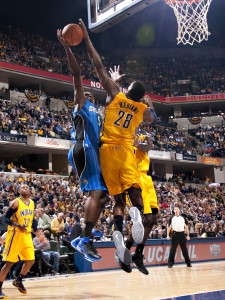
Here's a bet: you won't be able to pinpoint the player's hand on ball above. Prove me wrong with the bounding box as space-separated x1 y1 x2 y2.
57 29 70 47
79 19 88 39
18 224 27 233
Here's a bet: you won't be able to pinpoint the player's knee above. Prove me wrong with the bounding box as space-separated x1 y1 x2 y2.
114 194 126 209
126 186 142 206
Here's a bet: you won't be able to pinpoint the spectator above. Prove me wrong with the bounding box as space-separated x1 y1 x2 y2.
92 225 103 239
42 230 60 273
51 212 65 239
10 126 18 135
37 208 52 231
33 229 57 274
70 215 82 241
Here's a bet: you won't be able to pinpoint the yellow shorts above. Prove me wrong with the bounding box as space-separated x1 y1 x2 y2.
126 173 159 214
99 144 141 195
3 230 35 262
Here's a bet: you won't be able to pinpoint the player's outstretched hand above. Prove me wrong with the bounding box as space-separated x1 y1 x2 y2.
57 29 70 47
79 19 89 39
109 65 126 83
187 236 190 240
143 94 154 110
17 224 27 233
167 236 170 240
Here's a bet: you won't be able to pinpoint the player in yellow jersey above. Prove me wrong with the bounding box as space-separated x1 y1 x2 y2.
0 184 41 300
121 134 159 274
79 20 156 265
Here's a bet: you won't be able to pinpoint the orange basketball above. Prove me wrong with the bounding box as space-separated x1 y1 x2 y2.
62 24 83 46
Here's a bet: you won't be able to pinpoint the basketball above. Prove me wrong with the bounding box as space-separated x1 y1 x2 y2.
62 24 83 46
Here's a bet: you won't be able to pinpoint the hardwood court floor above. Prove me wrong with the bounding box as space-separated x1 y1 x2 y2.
2 261 225 300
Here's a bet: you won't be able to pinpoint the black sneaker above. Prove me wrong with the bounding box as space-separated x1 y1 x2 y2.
168 265 173 269
0 290 8 299
77 237 102 262
119 258 132 273
115 252 132 273
132 253 149 275
187 263 192 268
12 280 27 294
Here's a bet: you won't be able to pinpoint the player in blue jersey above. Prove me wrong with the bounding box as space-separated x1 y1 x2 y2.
57 29 107 263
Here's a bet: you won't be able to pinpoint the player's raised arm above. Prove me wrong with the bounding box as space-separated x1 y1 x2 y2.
143 95 157 124
57 29 86 110
79 19 120 102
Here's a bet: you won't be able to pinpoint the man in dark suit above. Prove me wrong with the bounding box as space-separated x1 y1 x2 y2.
70 215 82 241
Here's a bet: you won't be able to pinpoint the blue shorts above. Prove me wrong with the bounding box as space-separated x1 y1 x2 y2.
68 142 107 192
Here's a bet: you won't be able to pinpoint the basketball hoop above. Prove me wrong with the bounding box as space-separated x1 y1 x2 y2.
164 0 213 45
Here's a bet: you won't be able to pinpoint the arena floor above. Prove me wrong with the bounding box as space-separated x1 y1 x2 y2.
2 261 225 300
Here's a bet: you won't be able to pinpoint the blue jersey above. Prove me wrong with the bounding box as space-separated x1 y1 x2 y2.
71 100 102 148
68 99 107 192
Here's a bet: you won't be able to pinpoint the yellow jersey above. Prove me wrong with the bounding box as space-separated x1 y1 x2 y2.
101 92 147 145
136 148 150 173
8 197 34 233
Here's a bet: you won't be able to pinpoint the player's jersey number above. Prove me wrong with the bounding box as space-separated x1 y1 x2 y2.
23 218 31 227
113 110 133 129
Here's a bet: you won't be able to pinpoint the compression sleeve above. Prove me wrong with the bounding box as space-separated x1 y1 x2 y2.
4 207 18 226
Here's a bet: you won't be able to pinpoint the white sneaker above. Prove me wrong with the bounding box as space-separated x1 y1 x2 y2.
113 231 132 265
129 207 144 244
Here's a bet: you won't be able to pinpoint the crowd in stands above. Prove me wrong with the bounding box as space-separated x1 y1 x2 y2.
140 123 200 154
191 125 225 158
1 24 225 96
153 182 225 239
0 98 72 140
1 96 225 158
0 173 224 277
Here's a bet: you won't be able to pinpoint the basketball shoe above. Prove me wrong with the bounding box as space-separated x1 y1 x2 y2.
132 252 149 275
113 231 132 265
72 237 101 262
71 236 82 250
0 290 8 299
12 279 27 294
129 207 144 244
115 251 132 273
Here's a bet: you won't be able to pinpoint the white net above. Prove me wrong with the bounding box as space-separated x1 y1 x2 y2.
165 0 213 45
